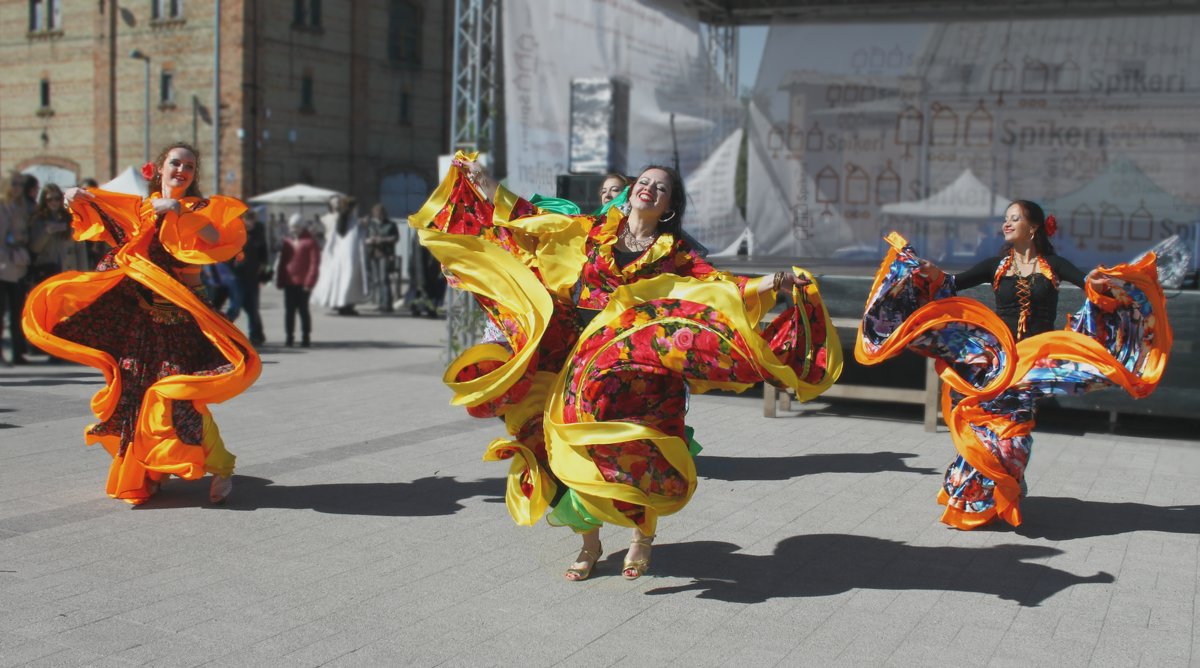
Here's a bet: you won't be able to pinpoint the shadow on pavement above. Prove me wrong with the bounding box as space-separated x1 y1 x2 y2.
641 535 1113 607
0 371 103 387
210 475 504 516
296 340 441 351
1016 497 1200 540
0 370 97 379
697 452 938 481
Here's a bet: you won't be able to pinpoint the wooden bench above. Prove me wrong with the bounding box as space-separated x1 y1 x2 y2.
763 317 941 432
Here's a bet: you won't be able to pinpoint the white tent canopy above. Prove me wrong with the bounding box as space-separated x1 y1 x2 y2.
247 183 344 205
248 184 349 251
100 166 150 197
881 169 1008 219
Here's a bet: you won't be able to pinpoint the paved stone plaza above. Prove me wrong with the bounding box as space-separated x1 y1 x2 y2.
1 291 1198 666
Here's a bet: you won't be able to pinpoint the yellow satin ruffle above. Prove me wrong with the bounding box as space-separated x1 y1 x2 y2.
482 371 559 525
420 227 554 408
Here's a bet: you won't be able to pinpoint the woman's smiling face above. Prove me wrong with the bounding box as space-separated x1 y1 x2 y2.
630 168 672 218
160 147 197 195
599 176 626 205
1001 203 1033 245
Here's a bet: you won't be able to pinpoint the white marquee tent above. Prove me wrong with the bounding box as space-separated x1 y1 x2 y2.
881 169 1008 219
100 166 150 197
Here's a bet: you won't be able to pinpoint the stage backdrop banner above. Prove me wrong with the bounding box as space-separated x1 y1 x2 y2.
746 15 1200 267
502 0 744 251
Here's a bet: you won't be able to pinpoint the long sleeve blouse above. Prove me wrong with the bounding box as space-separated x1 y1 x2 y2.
952 253 1088 340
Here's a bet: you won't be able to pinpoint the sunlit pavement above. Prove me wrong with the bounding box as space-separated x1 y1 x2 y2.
2 288 1198 666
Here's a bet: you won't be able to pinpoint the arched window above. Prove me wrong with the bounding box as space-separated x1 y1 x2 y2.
379 170 428 219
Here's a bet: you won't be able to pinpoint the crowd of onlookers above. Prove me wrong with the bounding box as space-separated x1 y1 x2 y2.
0 175 446 365
0 172 104 366
210 195 447 349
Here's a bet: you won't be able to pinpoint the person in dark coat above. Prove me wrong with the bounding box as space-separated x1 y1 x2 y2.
233 209 269 345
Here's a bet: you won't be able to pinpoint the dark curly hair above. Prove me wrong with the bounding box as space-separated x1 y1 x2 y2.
635 165 687 239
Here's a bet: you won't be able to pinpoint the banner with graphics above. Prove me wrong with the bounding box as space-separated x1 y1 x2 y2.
501 0 744 251
747 15 1200 268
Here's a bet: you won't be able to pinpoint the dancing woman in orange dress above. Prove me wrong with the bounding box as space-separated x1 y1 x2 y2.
22 143 260 505
856 201 1172 529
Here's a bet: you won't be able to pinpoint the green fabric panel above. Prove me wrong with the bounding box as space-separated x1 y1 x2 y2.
546 489 603 533
529 194 582 216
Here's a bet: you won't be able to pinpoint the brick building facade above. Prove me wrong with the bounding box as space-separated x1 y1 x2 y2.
0 0 451 214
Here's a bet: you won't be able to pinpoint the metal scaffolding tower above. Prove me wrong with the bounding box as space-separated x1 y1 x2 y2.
704 21 738 93
450 0 499 152
445 0 499 358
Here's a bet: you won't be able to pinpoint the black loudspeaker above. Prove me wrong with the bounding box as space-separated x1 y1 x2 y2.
568 77 630 175
555 173 607 214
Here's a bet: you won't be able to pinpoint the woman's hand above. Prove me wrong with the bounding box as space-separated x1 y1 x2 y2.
917 259 945 282
781 271 812 291
148 197 183 217
1086 269 1112 294
758 270 812 294
452 158 498 201
62 187 92 212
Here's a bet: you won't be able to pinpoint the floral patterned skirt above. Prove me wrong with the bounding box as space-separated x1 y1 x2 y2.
415 160 842 536
53 278 233 452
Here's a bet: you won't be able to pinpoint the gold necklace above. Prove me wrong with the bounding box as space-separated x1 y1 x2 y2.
1012 252 1039 277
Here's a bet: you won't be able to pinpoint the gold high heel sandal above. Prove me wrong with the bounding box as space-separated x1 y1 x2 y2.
209 474 233 504
623 534 655 580
564 546 603 581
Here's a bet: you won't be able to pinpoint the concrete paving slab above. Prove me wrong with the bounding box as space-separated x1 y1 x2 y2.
1 289 1199 666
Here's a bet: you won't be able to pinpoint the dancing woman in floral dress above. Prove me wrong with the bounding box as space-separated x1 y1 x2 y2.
411 154 842 580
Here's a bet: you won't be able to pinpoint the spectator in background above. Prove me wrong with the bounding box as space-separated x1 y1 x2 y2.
29 183 89 282
311 195 367 316
270 212 287 256
598 173 630 206
308 213 326 249
405 233 445 318
233 209 269 345
22 174 39 217
277 213 320 347
77 178 107 266
201 261 241 321
365 203 399 313
0 173 31 365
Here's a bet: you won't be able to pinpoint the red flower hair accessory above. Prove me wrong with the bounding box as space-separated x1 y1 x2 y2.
1044 214 1057 237
141 161 156 181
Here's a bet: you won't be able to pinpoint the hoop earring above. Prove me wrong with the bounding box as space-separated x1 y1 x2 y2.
660 210 677 223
